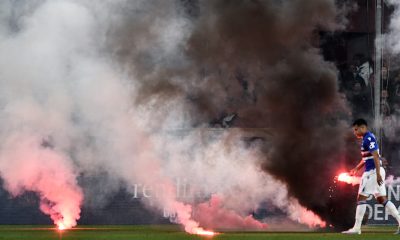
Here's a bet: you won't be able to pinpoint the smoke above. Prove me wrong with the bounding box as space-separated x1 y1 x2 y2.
194 195 267 230
199 1 353 229
156 129 326 228
117 0 349 229
387 0 400 54
0 0 94 228
385 175 400 186
0 135 82 229
378 0 400 174
0 0 353 232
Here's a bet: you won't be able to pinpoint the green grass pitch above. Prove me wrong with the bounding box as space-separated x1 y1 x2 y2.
0 225 399 240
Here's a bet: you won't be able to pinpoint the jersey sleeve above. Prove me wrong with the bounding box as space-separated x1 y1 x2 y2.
364 135 379 153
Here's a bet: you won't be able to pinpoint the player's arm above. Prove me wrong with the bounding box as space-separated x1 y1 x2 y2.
350 160 365 175
372 150 383 185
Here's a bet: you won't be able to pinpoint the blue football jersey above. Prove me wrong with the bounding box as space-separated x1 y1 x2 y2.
361 131 380 171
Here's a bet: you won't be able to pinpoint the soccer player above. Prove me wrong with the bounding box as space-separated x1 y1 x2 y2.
342 119 400 234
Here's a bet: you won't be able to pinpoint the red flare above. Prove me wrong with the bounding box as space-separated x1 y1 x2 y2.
57 224 65 231
192 227 217 237
337 172 360 185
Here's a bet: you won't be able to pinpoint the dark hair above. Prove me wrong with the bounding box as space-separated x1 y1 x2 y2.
352 118 368 127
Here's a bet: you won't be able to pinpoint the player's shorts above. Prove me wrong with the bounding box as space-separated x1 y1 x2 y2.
358 167 386 197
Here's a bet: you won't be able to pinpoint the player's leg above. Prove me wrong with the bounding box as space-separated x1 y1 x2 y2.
343 172 370 234
342 174 370 234
375 167 400 234
342 194 367 234
354 195 368 230
377 196 400 227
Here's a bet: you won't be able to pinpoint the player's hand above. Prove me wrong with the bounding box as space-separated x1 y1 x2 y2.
377 174 384 186
349 168 357 176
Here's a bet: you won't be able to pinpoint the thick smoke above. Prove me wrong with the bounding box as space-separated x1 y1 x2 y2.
0 0 91 228
0 135 82 229
380 0 400 173
108 0 350 228
0 0 353 232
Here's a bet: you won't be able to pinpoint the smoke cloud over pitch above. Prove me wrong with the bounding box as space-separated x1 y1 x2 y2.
108 0 351 228
0 0 353 230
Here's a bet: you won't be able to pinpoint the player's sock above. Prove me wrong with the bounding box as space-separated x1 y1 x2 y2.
353 201 367 229
384 200 400 225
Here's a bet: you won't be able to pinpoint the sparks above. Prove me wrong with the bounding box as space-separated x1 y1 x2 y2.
337 172 360 185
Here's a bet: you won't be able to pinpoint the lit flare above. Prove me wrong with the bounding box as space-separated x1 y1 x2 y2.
192 227 216 236
337 172 360 185
57 223 66 231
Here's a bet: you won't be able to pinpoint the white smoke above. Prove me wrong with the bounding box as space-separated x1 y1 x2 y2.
0 0 93 228
387 0 400 54
0 0 328 231
386 175 400 186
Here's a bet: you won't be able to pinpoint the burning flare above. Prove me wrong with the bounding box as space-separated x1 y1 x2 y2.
337 172 360 185
191 227 216 237
0 136 83 231
287 199 326 228
57 223 66 231
168 200 217 236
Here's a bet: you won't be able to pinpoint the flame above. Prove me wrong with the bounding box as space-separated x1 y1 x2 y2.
57 223 66 231
192 227 216 237
169 200 217 237
337 172 360 185
53 213 78 231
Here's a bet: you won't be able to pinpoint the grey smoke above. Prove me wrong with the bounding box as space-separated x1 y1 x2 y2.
0 0 354 230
